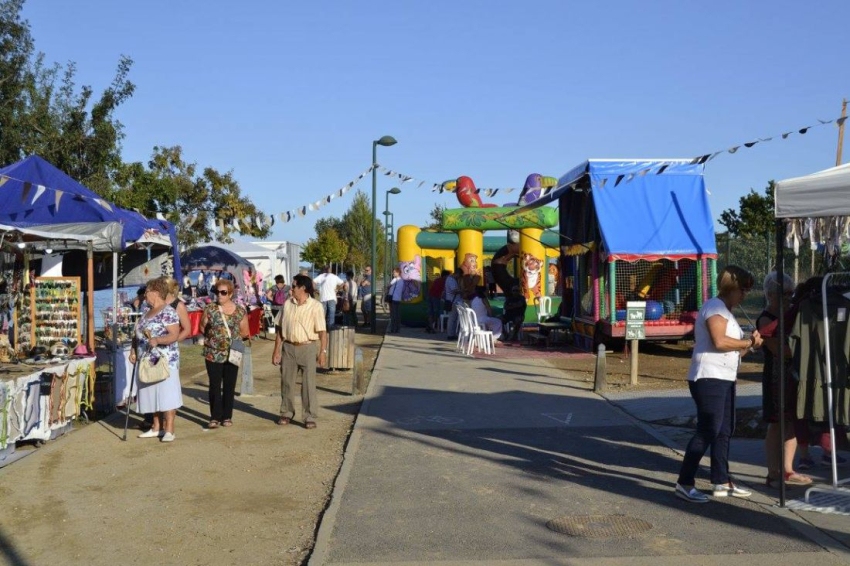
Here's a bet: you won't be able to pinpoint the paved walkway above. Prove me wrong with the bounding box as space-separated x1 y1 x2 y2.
309 327 850 565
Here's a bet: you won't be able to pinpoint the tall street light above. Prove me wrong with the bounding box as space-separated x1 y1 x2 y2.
383 187 402 295
371 135 397 333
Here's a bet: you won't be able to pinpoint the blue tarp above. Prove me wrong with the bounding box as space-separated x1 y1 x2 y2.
0 155 181 274
548 159 717 261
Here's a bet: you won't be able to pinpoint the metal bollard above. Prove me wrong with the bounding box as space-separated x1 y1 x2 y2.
240 340 254 396
352 347 364 395
593 343 607 393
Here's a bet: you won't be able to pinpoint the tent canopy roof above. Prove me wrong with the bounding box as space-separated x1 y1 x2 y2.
774 162 850 219
0 221 123 252
538 159 717 261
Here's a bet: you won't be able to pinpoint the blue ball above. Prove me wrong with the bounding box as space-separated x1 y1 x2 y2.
646 300 664 320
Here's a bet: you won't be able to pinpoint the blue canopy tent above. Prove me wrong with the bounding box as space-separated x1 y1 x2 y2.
513 159 718 346
0 155 182 349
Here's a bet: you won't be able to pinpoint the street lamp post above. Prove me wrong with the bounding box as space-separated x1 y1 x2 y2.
371 135 397 334
383 187 402 296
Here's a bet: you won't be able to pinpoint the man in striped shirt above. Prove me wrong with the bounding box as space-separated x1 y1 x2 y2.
272 274 327 429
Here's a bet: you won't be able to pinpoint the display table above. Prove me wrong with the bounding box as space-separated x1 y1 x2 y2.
0 357 96 457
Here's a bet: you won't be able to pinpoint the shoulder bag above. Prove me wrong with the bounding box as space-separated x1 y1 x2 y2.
220 306 245 367
138 349 169 384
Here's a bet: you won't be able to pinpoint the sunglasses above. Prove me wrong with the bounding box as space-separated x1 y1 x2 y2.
213 289 230 296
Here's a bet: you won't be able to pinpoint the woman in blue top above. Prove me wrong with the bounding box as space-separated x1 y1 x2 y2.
129 277 183 442
675 265 763 503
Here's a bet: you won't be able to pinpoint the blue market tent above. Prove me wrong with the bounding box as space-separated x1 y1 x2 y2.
0 155 181 274
522 159 717 261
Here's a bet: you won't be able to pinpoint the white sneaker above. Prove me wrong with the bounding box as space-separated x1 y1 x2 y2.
160 432 175 443
675 483 709 503
138 429 162 439
712 482 752 498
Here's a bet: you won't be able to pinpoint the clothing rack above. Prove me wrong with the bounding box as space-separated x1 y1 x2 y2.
804 272 850 506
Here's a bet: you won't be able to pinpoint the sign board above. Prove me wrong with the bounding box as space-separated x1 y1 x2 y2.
625 301 646 341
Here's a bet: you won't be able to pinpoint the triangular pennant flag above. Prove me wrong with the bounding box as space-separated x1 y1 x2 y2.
728 146 740 154
54 190 63 211
758 137 773 142
614 175 625 187
707 151 723 162
156 212 166 220
96 198 113 212
231 218 240 230
21 182 32 203
299 206 307 216
338 189 344 197
799 127 810 134
818 118 833 125
838 117 848 127
626 173 635 183
743 141 758 148
491 189 499 196
308 203 316 211
0 175 8 187
219 219 225 234
656 164 669 174
418 181 425 188
326 195 332 204
31 184 46 205
781 132 792 139
598 178 608 189
638 168 651 176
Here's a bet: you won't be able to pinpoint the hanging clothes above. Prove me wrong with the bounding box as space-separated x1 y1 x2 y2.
790 290 850 425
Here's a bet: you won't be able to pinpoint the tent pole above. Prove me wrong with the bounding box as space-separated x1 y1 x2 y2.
87 243 95 350
776 218 787 507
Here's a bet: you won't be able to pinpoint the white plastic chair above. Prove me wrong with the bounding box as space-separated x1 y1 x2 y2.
465 307 495 355
438 313 450 333
455 304 473 354
536 296 553 323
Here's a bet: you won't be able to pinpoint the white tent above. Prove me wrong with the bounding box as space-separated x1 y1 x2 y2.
775 162 850 219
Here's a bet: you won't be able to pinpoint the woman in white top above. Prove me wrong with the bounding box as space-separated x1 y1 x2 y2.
675 265 764 503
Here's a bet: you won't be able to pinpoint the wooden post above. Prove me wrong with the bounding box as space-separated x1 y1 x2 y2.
836 98 847 167
593 343 607 393
240 341 254 395
630 339 639 386
87 243 95 350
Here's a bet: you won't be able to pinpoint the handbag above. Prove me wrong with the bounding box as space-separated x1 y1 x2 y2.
138 350 169 384
220 306 245 367
341 296 351 312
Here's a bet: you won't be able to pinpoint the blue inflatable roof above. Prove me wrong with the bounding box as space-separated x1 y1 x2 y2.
541 159 717 261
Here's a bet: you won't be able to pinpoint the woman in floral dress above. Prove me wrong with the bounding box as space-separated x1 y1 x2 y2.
129 277 182 442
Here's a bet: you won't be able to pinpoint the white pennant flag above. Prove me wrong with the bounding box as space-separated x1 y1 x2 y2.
31 184 46 204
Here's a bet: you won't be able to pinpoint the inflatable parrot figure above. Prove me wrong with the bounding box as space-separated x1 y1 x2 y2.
517 173 559 206
452 175 497 208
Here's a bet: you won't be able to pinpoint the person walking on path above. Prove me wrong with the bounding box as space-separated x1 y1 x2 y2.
358 266 373 327
200 278 249 429
272 274 327 429
343 270 359 326
757 271 812 488
129 278 183 442
313 265 344 330
675 265 763 503
266 275 290 323
426 270 448 333
387 268 403 333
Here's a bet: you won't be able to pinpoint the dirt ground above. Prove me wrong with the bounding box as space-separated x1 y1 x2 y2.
0 321 762 565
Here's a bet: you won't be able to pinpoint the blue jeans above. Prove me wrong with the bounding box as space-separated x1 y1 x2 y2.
322 300 336 329
677 378 736 486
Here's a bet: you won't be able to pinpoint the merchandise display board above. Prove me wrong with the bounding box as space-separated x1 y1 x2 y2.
30 277 82 351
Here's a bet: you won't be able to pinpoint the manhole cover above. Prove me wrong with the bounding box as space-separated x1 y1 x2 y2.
546 514 652 538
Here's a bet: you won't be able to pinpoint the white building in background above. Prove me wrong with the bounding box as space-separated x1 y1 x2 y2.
250 240 302 287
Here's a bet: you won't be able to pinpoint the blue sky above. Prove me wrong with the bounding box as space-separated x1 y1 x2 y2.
21 0 850 246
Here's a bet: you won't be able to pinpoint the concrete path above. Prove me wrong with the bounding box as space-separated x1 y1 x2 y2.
310 327 850 565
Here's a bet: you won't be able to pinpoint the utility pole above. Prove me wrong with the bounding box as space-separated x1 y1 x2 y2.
837 98 847 167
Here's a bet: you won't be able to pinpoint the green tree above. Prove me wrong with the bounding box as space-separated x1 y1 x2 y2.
718 182 775 238
0 0 37 165
112 146 271 248
301 228 348 267
310 190 387 272
422 203 446 230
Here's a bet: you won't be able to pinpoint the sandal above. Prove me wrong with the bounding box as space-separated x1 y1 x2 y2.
207 420 219 429
305 421 317 429
222 419 233 427
277 416 290 426
785 472 813 486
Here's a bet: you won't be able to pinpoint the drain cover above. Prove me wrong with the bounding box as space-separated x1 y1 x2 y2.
546 514 652 538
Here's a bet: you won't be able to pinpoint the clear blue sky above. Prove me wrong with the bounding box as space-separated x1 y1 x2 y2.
21 0 850 246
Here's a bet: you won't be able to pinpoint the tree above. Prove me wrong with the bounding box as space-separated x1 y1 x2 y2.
112 146 272 248
718 181 775 238
310 190 387 271
0 0 37 166
301 228 348 267
422 203 446 231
